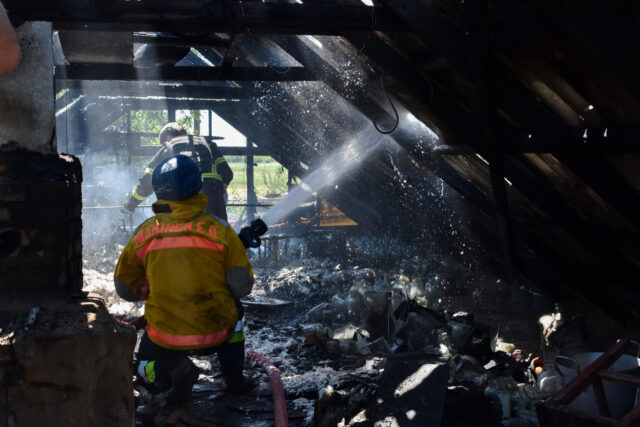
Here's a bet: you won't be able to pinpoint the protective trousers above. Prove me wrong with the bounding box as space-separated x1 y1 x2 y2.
136 320 245 404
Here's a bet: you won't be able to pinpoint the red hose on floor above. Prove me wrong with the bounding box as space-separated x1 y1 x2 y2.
248 350 289 427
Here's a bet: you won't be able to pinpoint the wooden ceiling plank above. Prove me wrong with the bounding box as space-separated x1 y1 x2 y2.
55 64 315 82
5 1 402 35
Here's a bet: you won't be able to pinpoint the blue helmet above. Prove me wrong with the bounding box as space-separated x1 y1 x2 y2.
152 154 202 201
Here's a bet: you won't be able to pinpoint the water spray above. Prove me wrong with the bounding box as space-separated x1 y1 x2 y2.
260 126 391 227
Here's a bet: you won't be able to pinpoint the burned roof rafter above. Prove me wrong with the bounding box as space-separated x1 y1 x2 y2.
90 97 244 112
58 80 270 100
92 131 270 157
378 0 471 75
132 33 232 49
55 64 315 82
466 0 515 282
502 153 638 274
220 34 247 69
537 0 640 103
6 0 402 35
493 68 640 226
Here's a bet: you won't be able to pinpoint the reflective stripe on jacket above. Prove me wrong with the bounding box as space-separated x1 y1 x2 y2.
125 138 233 208
114 193 254 350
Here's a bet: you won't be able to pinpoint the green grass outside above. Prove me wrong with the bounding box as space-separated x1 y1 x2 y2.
227 161 288 200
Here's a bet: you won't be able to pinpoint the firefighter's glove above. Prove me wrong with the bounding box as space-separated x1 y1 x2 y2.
121 198 136 214
131 315 147 331
239 227 261 249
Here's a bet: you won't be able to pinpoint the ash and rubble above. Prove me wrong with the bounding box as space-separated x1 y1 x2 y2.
82 233 569 426
250 250 547 427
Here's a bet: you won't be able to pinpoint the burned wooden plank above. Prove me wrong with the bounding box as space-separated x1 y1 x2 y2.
5 1 403 35
493 71 640 227
132 33 232 48
491 2 558 50
55 64 315 82
501 155 638 276
220 34 247 69
537 0 640 102
554 151 640 230
92 97 239 112
466 0 514 281
59 80 271 100
378 0 471 75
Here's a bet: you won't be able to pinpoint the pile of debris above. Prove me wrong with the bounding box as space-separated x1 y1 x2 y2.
267 264 548 426
84 239 591 426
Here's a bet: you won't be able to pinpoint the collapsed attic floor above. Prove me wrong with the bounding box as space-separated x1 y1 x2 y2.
83 230 627 427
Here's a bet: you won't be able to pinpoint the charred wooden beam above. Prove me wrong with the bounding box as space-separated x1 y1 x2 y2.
57 80 270 99
93 132 269 157
5 1 402 35
495 71 640 226
90 97 242 112
55 64 315 82
502 130 640 154
554 150 640 228
501 153 639 284
220 34 247 69
538 0 640 102
377 0 471 75
512 239 637 325
132 33 232 48
501 164 640 323
420 155 497 218
491 2 558 49
466 0 514 281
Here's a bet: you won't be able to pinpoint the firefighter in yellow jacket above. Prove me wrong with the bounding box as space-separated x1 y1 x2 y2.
114 154 253 404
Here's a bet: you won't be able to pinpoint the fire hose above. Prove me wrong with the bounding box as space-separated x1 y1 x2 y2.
248 350 289 427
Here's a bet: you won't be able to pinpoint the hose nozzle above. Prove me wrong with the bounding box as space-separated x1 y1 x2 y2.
239 218 268 248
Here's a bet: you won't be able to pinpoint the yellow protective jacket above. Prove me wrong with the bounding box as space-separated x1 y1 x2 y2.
114 194 254 350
